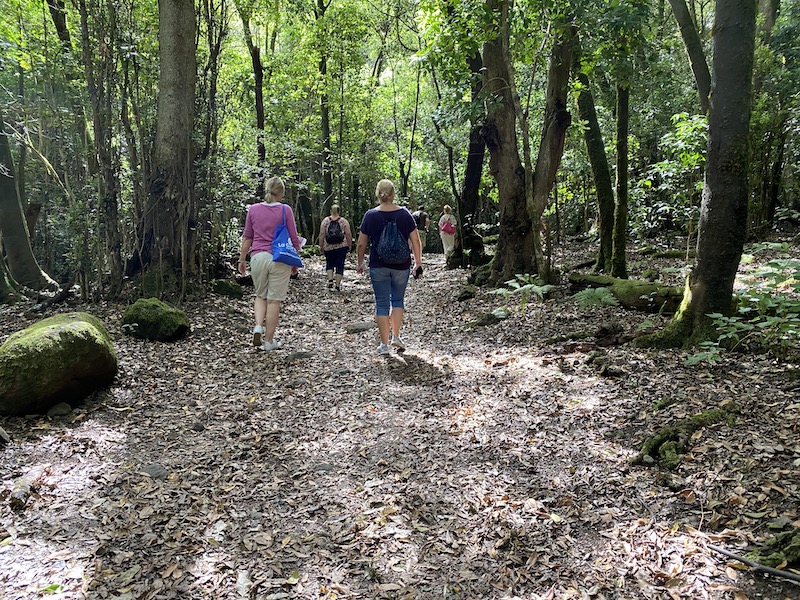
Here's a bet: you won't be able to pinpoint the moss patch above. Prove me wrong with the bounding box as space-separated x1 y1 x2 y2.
632 407 731 469
747 529 800 568
211 278 244 298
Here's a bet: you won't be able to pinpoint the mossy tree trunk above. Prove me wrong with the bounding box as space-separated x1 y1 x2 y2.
574 42 614 273
644 0 757 347
0 256 20 304
610 83 629 279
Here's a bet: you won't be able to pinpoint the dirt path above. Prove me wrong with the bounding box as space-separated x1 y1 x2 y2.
0 254 798 599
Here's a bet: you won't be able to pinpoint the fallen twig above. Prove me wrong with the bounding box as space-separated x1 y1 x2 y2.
708 543 800 585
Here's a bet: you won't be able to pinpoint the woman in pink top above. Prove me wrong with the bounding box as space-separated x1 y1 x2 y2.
237 177 302 351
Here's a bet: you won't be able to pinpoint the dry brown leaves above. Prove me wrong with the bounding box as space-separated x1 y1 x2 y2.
0 242 798 599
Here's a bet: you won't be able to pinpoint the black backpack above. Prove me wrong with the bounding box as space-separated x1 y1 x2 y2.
325 218 345 244
376 217 410 265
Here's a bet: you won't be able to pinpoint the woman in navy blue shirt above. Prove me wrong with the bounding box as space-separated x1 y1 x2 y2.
356 179 423 355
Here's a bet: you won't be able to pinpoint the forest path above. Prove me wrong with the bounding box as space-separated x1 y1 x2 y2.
0 253 797 599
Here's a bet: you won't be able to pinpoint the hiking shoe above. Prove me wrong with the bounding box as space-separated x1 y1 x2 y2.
334 284 341 292
252 325 264 347
377 343 390 355
390 336 406 351
262 339 283 351
327 280 334 290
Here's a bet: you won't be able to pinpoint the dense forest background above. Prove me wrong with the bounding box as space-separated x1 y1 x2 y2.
1 0 797 301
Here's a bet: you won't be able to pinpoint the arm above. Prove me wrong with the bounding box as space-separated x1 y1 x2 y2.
344 220 353 249
356 232 369 274
409 229 422 268
285 206 302 251
238 237 253 276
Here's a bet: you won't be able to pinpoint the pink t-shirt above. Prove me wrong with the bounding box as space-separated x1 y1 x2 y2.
243 202 302 255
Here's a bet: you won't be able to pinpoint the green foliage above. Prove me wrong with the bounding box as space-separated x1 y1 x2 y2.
573 287 619 308
631 113 707 236
686 258 800 364
490 274 553 313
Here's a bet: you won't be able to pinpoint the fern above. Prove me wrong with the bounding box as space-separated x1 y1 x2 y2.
490 274 554 313
573 287 619 308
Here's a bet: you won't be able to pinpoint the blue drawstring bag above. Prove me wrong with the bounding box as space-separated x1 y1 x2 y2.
271 205 303 268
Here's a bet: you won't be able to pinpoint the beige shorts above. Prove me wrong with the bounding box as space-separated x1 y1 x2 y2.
250 251 292 301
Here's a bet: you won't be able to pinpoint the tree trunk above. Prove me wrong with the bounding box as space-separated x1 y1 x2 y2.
529 23 574 282
0 255 19 304
611 83 628 279
569 273 684 313
79 0 123 297
460 52 486 224
138 0 197 289
644 0 757 346
481 0 533 283
237 5 266 198
451 52 486 267
575 69 614 273
667 0 711 114
0 112 57 292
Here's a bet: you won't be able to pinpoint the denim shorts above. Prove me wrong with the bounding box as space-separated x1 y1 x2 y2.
369 267 410 316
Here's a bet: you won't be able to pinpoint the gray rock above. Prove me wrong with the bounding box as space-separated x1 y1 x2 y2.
142 463 169 480
46 402 73 417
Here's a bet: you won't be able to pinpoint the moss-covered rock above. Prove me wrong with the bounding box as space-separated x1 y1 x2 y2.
122 298 190 341
211 278 244 298
0 312 117 415
456 285 477 301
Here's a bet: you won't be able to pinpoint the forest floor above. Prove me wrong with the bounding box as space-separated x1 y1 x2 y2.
1 237 799 600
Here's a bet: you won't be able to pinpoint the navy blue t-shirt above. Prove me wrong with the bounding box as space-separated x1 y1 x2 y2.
360 207 416 269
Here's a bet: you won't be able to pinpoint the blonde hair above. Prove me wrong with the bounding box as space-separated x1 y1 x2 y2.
443 204 452 214
265 176 285 198
375 179 396 204
330 204 340 217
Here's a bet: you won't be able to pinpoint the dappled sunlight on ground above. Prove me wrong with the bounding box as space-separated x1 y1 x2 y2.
1 252 799 598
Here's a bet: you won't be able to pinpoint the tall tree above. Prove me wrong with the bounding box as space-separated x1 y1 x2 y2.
611 82 628 278
645 0 757 345
481 0 533 282
235 0 271 196
0 112 57 292
573 34 614 273
78 0 124 297
667 0 711 114
528 19 574 282
136 0 197 292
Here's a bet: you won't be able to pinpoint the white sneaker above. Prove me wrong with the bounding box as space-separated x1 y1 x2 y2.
252 325 264 347
377 343 390 355
390 336 406 351
262 339 283 351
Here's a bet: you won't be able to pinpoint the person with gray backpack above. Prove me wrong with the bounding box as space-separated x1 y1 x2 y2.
356 179 423 355
318 204 352 291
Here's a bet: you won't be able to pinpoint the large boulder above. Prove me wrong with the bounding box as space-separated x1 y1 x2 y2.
121 298 190 341
0 312 118 416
